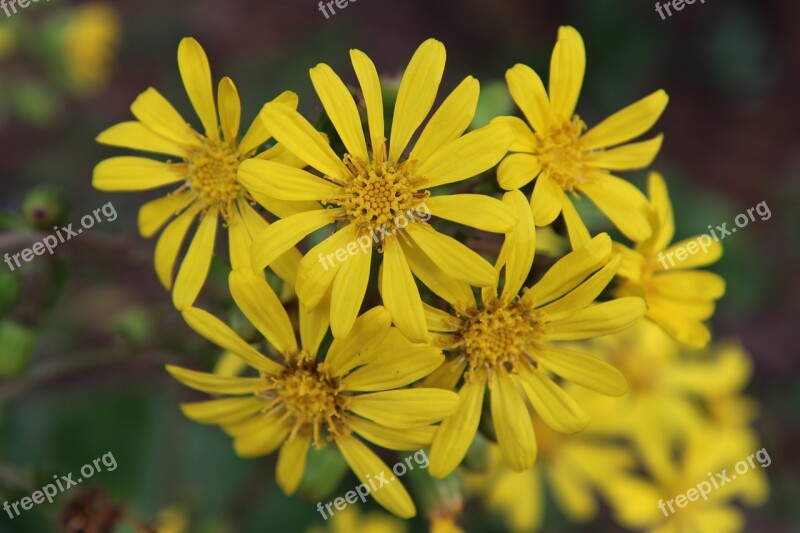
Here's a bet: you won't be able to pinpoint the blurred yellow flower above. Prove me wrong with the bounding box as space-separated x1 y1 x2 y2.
154 505 190 533
242 38 516 341
306 505 407 533
613 172 725 348
496 26 667 247
426 191 645 477
61 3 120 95
93 38 305 309
167 268 459 518
0 25 16 61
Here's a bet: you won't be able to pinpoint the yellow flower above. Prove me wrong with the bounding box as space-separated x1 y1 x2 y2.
240 38 516 341
496 26 668 247
613 172 725 348
425 191 645 477
93 38 305 310
61 3 121 95
167 267 459 518
466 431 635 532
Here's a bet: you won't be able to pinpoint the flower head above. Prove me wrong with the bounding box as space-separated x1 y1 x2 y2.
425 191 645 477
613 172 725 348
93 38 304 309
239 38 516 341
496 26 668 248
167 267 458 518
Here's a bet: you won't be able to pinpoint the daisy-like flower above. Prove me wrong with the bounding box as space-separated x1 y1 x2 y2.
496 26 668 248
238 39 516 341
613 172 725 348
93 38 305 309
425 190 645 477
167 267 459 518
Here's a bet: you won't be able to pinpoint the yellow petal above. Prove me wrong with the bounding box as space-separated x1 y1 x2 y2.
177 37 218 140
96 121 185 157
138 191 194 238
491 371 537 471
238 159 339 202
233 416 289 457
406 223 497 287
649 271 725 300
536 345 627 396
325 306 392 377
658 236 723 271
336 435 416 518
310 63 368 159
422 357 467 391
330 238 372 338
239 90 298 156
497 190 536 300
548 461 596 521
581 90 669 150
579 175 652 242
93 157 185 191
342 345 444 392
182 306 285 374
639 171 674 255
348 389 458 428
417 121 513 188
612 242 644 281
561 196 591 250
520 370 589 434
429 372 486 478
536 254 621 320
549 26 586 120
381 236 428 343
426 194 516 233
423 304 458 333
217 77 241 144
154 203 201 290
227 205 251 270
505 63 551 133
349 418 437 451
295 224 356 308
260 102 349 180
276 433 311 495
229 267 298 354
214 350 249 377
545 297 645 340
180 397 264 425
172 206 218 310
491 115 539 152
400 237 475 308
411 76 479 164
237 199 303 283
130 87 200 147
528 233 612 305
586 135 663 171
251 208 332 271
497 152 540 190
531 175 565 226
389 38 446 162
300 296 331 357
646 306 711 348
166 364 260 395
350 49 384 158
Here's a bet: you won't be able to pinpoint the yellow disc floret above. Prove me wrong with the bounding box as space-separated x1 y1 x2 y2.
186 140 243 208
537 115 591 191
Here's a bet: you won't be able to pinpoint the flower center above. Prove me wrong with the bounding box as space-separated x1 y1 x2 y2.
457 299 546 379
331 156 427 239
537 115 590 191
187 140 243 208
261 356 346 448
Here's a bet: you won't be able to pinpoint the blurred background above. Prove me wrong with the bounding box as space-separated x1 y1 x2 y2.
0 0 798 531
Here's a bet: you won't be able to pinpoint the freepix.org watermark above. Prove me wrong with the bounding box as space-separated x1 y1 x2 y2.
316 449 429 520
1 0 50 19
657 447 770 517
657 200 770 270
316 202 431 271
3 201 117 272
3 451 118 521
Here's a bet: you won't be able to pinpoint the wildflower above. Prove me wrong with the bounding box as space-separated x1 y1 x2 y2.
240 38 515 341
426 191 645 476
61 3 121 95
496 26 667 247
167 267 459 518
93 38 303 309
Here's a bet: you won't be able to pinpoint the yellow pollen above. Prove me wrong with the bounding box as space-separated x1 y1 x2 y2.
330 156 427 238
458 299 546 380
186 139 243 208
537 115 591 191
260 356 346 448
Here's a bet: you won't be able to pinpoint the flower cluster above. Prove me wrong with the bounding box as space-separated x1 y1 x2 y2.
92 26 737 524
